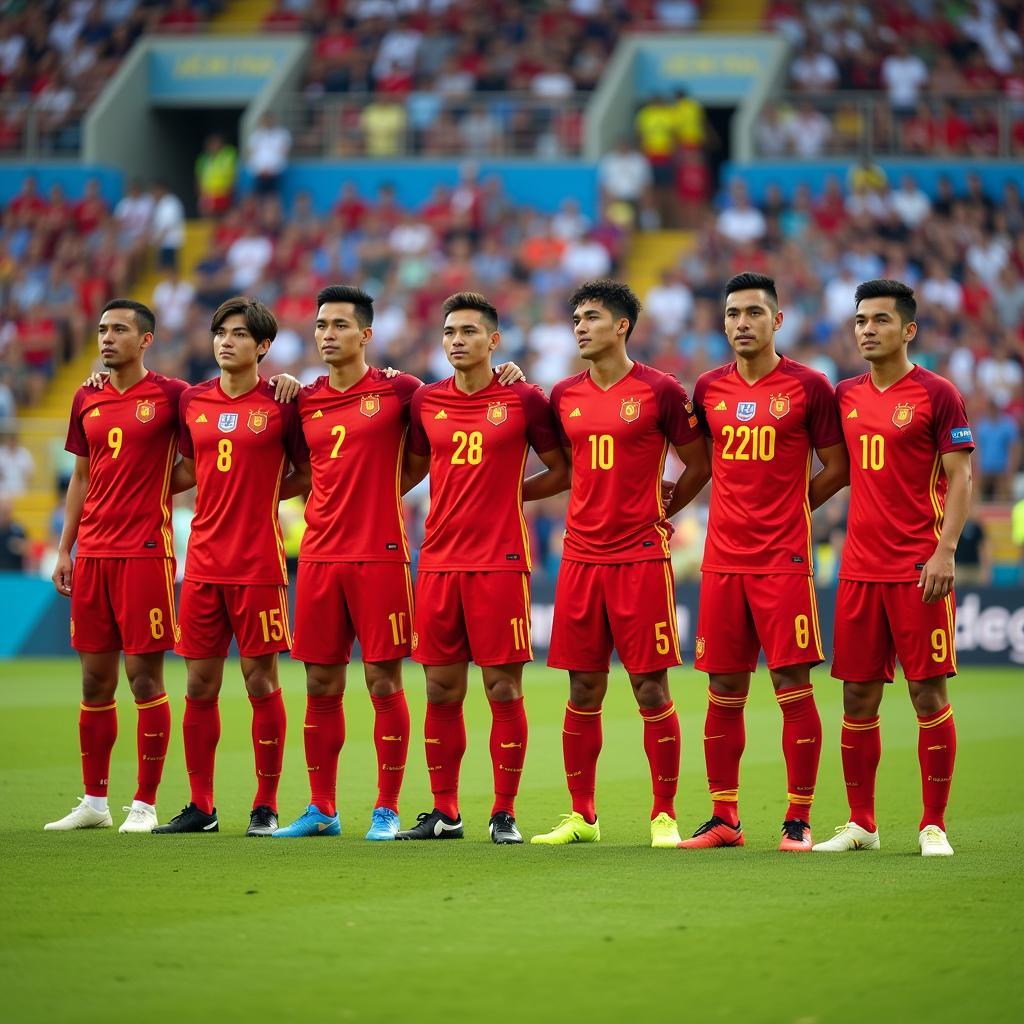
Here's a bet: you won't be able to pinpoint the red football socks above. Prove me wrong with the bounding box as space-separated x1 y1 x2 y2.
640 701 680 819
305 693 344 818
79 699 117 798
183 696 220 815
250 688 286 812
705 688 747 826
918 704 956 831
425 700 465 819
489 696 527 816
134 693 170 806
841 714 881 832
563 702 602 823
371 690 409 813
776 685 822 823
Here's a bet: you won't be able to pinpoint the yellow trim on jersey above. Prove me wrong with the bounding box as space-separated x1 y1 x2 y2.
81 701 117 712
776 686 814 705
806 576 825 660
161 558 180 639
802 451 814 569
919 705 954 729
403 564 416 618
515 442 532 572
943 594 957 673
394 429 411 561
272 453 288 583
928 454 943 542
278 585 293 646
842 717 880 731
159 436 176 558
136 694 169 710
566 703 602 716
709 789 738 802
644 701 676 723
661 560 681 661
520 572 534 660
708 690 748 707
652 439 671 558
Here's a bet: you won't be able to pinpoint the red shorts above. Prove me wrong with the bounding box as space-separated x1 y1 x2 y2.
175 580 292 660
695 572 824 674
292 561 414 664
548 559 681 675
413 571 532 667
831 580 957 683
70 557 178 655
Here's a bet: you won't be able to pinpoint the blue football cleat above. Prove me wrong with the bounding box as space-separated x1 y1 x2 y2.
273 804 341 838
365 806 400 840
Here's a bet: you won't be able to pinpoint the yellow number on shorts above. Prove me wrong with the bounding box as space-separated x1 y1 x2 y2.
217 438 233 472
107 427 123 460
858 434 884 471
510 617 527 651
930 628 948 663
330 424 346 459
149 607 165 640
654 620 671 655
389 611 407 645
451 430 483 465
588 433 613 470
259 608 284 642
794 614 810 650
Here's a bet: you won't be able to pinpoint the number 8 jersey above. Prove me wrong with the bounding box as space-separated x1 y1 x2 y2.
693 356 842 575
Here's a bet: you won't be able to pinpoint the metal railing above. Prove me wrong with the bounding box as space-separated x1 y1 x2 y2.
753 91 1021 159
0 100 92 158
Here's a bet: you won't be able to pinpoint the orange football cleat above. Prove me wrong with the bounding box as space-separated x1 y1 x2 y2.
677 816 744 848
778 819 812 851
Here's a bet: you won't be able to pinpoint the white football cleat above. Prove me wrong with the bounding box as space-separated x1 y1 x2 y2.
919 825 954 857
119 805 159 833
44 797 113 831
812 821 880 852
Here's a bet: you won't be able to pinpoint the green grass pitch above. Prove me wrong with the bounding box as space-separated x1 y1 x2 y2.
0 659 1019 1023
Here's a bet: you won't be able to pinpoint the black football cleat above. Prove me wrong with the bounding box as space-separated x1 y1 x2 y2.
488 812 523 845
246 805 279 837
151 803 219 834
395 809 464 840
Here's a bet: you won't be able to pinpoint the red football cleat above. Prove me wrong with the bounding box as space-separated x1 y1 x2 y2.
779 819 812 851
677 816 744 849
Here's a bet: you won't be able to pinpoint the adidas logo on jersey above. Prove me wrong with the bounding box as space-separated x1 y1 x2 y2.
434 409 448 420
846 409 858 419
89 408 101 418
195 413 208 423
714 400 727 411
311 409 323 419
569 407 581 418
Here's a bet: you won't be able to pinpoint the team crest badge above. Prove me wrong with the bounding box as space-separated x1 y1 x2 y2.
217 412 238 433
486 401 507 426
247 409 269 434
737 402 756 422
360 394 381 418
892 402 915 429
695 636 705 660
768 394 790 420
620 397 641 423
135 400 156 423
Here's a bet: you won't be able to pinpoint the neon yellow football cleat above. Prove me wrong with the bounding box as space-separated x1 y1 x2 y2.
650 812 682 848
530 812 600 845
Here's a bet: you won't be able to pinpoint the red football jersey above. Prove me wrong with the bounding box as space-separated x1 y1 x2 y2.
298 367 421 563
837 365 974 582
408 376 561 572
65 372 187 558
693 356 843 575
179 378 310 585
550 362 702 563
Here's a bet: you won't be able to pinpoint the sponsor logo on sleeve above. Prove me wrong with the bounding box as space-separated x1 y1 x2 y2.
950 427 973 444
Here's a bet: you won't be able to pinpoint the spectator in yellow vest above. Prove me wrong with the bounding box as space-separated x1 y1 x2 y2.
195 134 238 217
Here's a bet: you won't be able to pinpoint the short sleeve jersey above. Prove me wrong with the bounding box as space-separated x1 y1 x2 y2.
408 375 560 572
298 367 421 563
693 356 843 575
550 362 702 564
836 365 975 582
65 372 187 558
179 378 310 585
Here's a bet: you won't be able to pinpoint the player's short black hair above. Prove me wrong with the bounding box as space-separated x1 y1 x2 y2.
724 272 779 312
568 279 642 341
442 291 499 333
211 296 278 363
854 279 917 326
317 284 375 328
101 298 155 336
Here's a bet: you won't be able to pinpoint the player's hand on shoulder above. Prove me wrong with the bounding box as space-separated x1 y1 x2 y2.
52 550 73 597
496 362 526 385
382 366 401 378
269 373 301 402
83 372 109 389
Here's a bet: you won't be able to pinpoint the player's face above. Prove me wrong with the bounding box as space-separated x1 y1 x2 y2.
97 309 150 368
315 302 370 366
854 297 916 363
213 313 269 371
723 289 781 359
442 310 498 370
572 300 628 361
